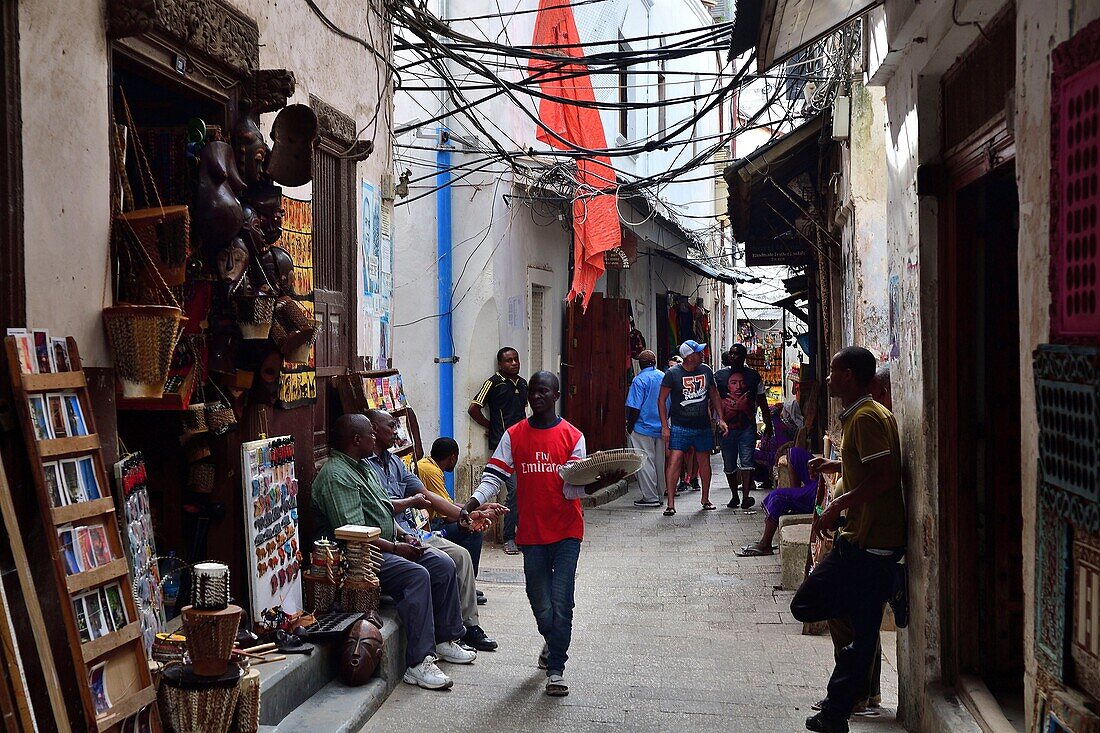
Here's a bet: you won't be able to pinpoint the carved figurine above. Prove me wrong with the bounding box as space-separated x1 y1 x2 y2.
195 140 246 255
215 237 251 293
248 183 285 248
233 103 268 184
267 104 319 188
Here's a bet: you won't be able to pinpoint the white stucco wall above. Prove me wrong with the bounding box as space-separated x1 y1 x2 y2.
19 0 393 366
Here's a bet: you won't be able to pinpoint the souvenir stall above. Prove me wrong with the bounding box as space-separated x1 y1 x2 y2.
656 292 711 365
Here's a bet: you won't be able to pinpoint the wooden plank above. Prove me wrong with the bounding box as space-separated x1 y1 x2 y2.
51 497 117 526
37 434 100 458
0 409 72 732
21 370 87 392
81 622 141 664
65 559 129 595
94 683 157 732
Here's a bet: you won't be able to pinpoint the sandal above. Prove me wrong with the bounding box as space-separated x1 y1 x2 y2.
736 544 774 557
701 502 717 510
663 507 676 516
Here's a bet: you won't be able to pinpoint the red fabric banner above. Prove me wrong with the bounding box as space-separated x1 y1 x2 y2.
528 0 621 308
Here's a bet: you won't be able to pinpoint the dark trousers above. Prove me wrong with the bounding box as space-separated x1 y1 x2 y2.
431 518 484 576
828 616 882 703
521 538 581 675
377 546 465 668
502 473 519 542
790 539 901 720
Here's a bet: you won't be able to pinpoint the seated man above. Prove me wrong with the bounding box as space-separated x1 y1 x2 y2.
737 446 819 556
418 439 485 583
365 409 502 652
311 414 474 691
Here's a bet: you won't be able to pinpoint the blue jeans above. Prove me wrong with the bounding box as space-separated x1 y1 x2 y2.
668 424 714 452
720 425 757 473
521 538 581 675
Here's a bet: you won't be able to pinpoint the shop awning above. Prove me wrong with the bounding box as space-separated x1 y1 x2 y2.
757 0 884 70
772 294 809 324
724 114 825 251
653 248 744 286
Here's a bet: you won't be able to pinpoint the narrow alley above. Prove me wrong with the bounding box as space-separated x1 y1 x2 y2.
363 467 903 733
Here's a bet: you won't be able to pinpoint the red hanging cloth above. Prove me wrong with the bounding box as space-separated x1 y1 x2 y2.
528 0 621 308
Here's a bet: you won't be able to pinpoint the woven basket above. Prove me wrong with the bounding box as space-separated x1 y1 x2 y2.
188 462 216 494
232 666 261 733
271 298 317 361
182 604 242 677
118 204 191 287
232 295 276 340
205 401 238 435
181 402 210 435
559 448 646 486
159 674 241 733
302 575 339 615
339 579 380 614
103 305 185 398
152 631 188 664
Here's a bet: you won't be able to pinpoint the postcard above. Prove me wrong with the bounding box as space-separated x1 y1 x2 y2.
32 330 53 374
64 394 87 436
43 461 65 507
73 596 92 643
88 661 111 714
88 524 113 567
51 338 71 372
60 459 85 504
57 526 81 574
103 582 127 632
75 526 97 571
84 590 110 639
77 456 100 501
7 329 34 374
46 393 69 439
27 395 51 440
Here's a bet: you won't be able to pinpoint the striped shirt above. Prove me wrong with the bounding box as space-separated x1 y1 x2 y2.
472 372 528 450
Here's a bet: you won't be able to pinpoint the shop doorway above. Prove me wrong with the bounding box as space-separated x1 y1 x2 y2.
941 158 1026 729
563 292 630 452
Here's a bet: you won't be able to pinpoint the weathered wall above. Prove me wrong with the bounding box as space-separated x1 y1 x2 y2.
18 0 393 365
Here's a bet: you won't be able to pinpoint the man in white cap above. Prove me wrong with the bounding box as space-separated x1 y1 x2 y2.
625 349 665 507
657 340 727 515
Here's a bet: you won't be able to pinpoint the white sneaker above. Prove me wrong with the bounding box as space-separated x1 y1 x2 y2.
403 656 453 690
435 640 477 664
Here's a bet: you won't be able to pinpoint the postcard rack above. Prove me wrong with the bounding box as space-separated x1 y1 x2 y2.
333 369 424 463
4 336 158 731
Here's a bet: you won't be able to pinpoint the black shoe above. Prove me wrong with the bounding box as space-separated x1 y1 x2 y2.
727 495 740 508
461 625 498 651
805 712 849 733
476 590 487 606
889 562 909 628
741 496 756 510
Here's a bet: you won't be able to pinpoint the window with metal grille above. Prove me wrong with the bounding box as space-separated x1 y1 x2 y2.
1051 21 1100 340
530 285 547 373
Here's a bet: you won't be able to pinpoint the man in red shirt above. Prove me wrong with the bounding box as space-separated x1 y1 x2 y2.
461 371 621 697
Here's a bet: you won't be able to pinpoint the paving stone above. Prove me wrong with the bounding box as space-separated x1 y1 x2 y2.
358 461 905 732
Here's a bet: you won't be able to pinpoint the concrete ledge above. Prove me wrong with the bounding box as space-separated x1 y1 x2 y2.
580 479 629 508
778 513 813 530
779 523 811 590
264 606 405 731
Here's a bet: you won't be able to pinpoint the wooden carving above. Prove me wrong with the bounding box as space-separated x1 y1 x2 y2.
247 70 296 114
310 94 356 144
105 0 159 39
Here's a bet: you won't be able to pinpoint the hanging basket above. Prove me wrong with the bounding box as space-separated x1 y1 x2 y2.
181 402 210 435
270 297 317 361
232 294 276 340
204 401 238 435
118 205 192 287
188 463 216 494
102 305 185 399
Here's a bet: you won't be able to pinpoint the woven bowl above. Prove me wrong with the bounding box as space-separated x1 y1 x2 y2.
559 448 646 486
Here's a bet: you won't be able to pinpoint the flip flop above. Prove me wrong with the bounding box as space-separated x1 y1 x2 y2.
701 502 717 510
663 507 676 516
736 545 773 557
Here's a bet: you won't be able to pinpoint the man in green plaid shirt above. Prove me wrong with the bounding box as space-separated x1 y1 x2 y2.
311 414 474 690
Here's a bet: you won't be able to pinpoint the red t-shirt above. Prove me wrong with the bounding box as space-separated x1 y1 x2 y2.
485 418 585 545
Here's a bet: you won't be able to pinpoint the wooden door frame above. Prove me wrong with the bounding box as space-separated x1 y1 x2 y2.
0 0 23 329
937 111 1017 703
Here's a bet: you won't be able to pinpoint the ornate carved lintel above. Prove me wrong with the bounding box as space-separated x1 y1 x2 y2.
344 141 375 161
247 70 296 114
107 0 260 73
309 95 357 144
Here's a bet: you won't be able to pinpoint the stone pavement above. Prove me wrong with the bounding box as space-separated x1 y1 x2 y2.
361 465 906 733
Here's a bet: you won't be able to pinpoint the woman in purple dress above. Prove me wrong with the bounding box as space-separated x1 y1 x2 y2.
737 446 818 556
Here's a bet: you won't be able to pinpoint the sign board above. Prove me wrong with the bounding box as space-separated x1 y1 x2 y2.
241 435 301 622
745 236 810 267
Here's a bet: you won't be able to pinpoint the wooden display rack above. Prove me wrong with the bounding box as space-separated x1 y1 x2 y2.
5 336 159 732
333 369 424 463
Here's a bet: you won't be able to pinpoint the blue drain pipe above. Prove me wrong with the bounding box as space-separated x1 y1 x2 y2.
437 132 455 497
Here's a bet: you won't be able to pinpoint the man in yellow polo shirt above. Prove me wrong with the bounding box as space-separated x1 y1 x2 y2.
790 347 906 733
417 438 487 605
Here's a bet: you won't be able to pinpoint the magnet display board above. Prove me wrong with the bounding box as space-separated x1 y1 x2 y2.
241 436 301 622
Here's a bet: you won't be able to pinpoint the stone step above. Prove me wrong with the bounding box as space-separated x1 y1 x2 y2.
270 607 406 732
779 522 812 590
